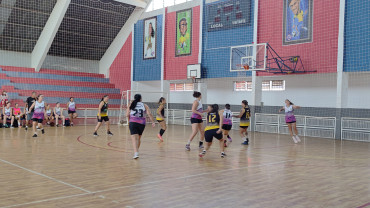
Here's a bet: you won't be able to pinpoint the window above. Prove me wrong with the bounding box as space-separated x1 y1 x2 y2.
234 81 252 91
146 0 193 12
234 80 285 91
170 83 194 92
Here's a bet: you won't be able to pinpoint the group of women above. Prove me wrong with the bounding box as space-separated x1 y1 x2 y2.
2 89 301 159
118 91 300 159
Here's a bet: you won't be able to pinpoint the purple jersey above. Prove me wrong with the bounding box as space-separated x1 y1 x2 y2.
130 102 146 125
32 101 45 120
191 100 203 119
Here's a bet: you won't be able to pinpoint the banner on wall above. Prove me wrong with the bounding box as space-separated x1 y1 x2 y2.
283 0 313 45
207 0 251 32
143 17 157 59
176 9 192 57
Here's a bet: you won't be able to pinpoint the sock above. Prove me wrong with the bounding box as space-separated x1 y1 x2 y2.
159 129 165 136
187 140 191 145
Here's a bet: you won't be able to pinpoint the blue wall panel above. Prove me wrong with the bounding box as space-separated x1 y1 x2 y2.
202 0 254 78
133 15 163 81
343 0 370 72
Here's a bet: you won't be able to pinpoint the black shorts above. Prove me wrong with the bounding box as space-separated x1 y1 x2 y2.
97 116 109 122
286 121 296 124
205 129 223 143
190 118 203 124
222 124 232 131
157 119 164 123
129 122 146 135
240 126 249 129
68 110 76 114
32 118 43 123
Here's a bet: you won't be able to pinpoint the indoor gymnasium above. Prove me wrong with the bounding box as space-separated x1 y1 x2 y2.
0 0 369 207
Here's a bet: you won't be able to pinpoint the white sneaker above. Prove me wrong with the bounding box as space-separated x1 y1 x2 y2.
133 152 139 159
295 135 301 142
292 136 298 143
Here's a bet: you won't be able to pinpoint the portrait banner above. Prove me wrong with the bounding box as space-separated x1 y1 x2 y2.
143 17 157 59
176 9 192 57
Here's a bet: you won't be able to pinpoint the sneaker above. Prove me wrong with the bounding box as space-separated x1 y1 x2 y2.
56 124 59 127
185 144 191 151
157 134 163 142
36 126 40 130
221 152 227 158
133 152 139 159
107 131 113 136
93 132 98 137
3 124 8 128
47 122 50 125
32 134 37 137
41 129 45 134
10 125 14 128
241 138 249 145
199 141 204 149
25 126 28 131
295 135 301 143
227 136 232 143
292 136 298 143
199 150 206 158
71 123 74 126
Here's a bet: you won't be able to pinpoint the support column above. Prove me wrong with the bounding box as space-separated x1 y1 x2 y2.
250 0 261 131
160 8 166 94
31 0 70 72
99 7 146 78
335 0 347 139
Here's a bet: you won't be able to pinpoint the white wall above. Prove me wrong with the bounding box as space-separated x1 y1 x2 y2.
131 80 163 102
0 50 31 68
41 55 99 73
261 73 337 108
347 72 370 109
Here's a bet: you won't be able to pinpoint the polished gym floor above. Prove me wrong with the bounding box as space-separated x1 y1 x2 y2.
0 124 369 208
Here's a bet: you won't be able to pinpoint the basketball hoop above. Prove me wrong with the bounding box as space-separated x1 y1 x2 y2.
243 65 250 70
191 76 196 83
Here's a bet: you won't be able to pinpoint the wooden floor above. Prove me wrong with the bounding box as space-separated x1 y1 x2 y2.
0 124 369 208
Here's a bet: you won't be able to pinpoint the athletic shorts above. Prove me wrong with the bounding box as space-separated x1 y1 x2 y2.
205 129 223 143
97 116 109 122
156 119 164 123
222 124 232 131
32 118 43 123
129 122 146 135
240 126 249 129
68 110 76 114
27 112 34 120
190 118 203 124
286 121 296 124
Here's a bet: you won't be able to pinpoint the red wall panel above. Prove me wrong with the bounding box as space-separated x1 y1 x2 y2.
164 6 200 80
257 0 340 76
109 33 132 92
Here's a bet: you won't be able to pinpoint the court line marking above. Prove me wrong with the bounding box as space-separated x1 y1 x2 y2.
0 160 292 208
0 158 91 194
357 202 370 208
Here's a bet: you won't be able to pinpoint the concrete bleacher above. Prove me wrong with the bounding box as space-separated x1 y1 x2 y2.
0 66 122 109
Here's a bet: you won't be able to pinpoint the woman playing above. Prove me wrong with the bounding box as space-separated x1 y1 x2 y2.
2 102 14 128
12 103 23 127
45 104 54 125
220 104 233 147
156 97 166 142
233 100 251 145
93 95 113 136
67 97 77 126
1 91 9 107
54 102 65 127
186 91 206 151
199 104 226 158
29 94 46 137
126 94 155 159
279 99 301 143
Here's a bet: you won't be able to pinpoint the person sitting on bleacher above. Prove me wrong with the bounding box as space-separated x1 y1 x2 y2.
13 103 23 127
2 101 14 128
